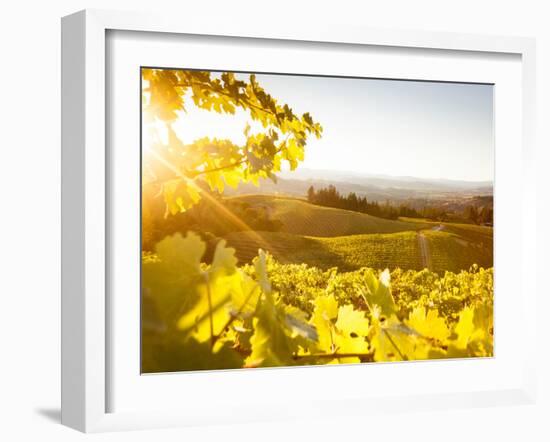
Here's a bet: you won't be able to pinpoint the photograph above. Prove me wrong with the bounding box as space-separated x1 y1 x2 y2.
140 67 494 373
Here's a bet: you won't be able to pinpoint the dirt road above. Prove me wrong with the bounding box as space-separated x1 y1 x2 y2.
417 232 431 270
417 225 443 270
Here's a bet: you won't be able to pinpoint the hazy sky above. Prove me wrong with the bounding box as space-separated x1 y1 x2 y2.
171 72 494 182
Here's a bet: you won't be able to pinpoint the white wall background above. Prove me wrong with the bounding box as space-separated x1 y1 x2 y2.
0 1 547 440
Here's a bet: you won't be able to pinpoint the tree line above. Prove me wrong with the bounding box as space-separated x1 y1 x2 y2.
464 205 493 226
307 185 411 220
306 185 492 224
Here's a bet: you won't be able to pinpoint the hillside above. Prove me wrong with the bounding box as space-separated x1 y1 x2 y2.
221 224 493 274
230 195 429 237
422 230 493 273
222 230 424 272
401 218 493 252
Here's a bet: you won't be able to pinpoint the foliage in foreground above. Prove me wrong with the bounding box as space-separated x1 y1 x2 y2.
142 69 322 216
142 233 493 373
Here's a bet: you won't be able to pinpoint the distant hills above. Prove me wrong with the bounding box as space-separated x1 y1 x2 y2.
223 168 493 202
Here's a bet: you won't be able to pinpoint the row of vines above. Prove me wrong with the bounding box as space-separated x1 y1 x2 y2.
142 232 493 373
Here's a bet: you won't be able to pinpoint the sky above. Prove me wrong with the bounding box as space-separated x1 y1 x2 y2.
170 71 494 182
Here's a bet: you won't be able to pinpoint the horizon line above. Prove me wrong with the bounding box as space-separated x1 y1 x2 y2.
281 167 494 185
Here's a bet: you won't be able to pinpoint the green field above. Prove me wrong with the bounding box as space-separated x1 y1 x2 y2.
223 230 423 272
218 197 493 274
231 195 429 236
422 229 493 273
400 218 493 272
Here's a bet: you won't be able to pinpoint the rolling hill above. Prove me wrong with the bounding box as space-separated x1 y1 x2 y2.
421 229 493 273
216 200 494 274
221 227 492 274
230 195 429 237
221 230 424 272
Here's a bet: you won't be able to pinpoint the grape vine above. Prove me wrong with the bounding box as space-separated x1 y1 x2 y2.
142 233 493 372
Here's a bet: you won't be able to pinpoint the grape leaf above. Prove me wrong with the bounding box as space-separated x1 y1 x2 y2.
406 306 450 342
335 305 370 337
453 306 475 349
246 297 295 367
177 239 238 343
362 269 396 317
309 297 336 355
210 239 238 277
308 298 370 363
254 249 272 294
332 333 369 363
142 233 206 324
228 271 260 317
371 307 422 362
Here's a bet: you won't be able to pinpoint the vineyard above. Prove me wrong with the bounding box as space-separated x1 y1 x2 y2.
222 227 492 275
223 230 424 272
141 233 493 373
422 230 493 273
214 197 493 274
139 68 494 373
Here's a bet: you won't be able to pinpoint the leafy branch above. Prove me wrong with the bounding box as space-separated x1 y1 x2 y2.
142 68 322 215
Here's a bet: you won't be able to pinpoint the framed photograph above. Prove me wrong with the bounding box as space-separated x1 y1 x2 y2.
61 9 537 432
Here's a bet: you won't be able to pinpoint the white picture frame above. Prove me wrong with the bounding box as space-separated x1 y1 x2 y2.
61 9 537 433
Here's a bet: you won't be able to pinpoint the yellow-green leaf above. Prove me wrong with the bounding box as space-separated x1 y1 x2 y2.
406 307 450 342
335 305 370 337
